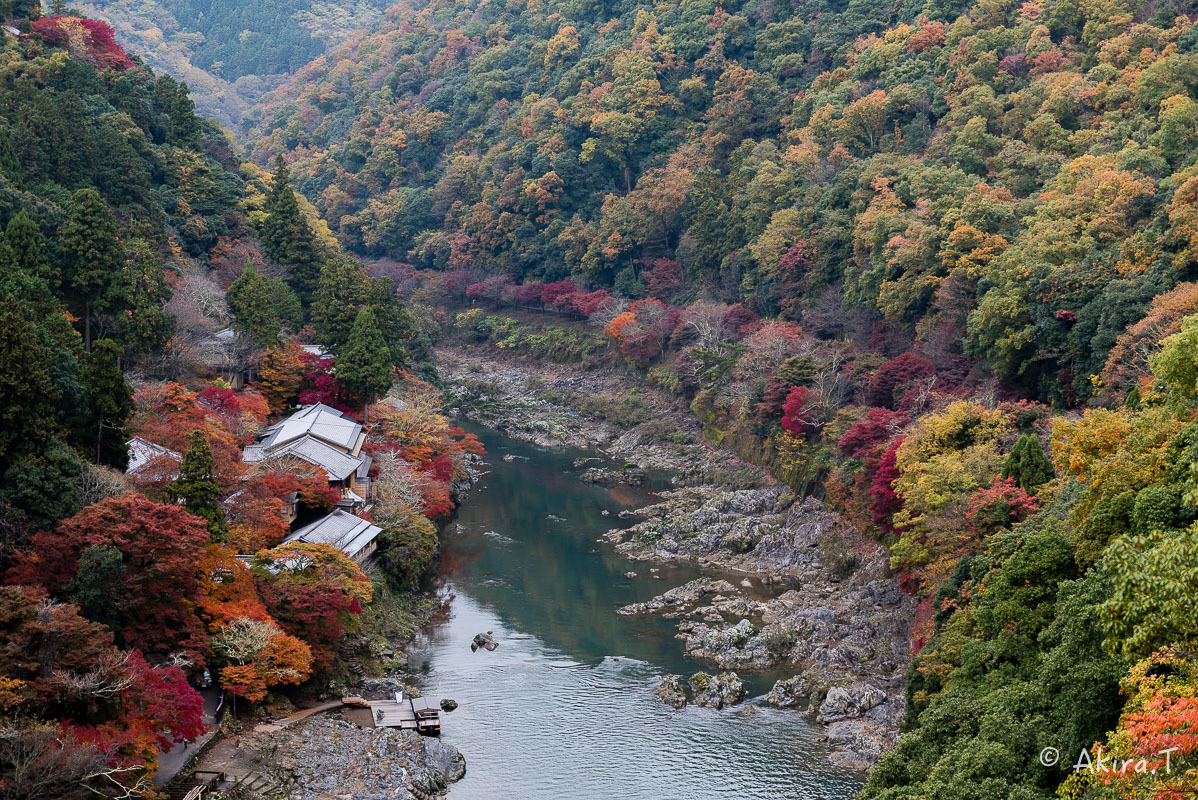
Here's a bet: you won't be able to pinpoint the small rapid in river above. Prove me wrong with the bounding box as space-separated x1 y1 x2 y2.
405 424 863 799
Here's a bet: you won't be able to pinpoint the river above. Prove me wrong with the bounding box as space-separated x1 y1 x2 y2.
405 424 864 799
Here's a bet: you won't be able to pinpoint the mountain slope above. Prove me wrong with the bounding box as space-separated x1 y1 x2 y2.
248 0 1198 405
77 0 391 125
241 0 1198 796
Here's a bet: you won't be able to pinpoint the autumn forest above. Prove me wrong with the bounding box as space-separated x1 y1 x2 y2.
1 0 1198 794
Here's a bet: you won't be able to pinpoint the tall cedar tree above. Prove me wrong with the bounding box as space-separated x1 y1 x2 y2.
122 239 172 355
263 156 322 307
1001 433 1055 491
168 81 200 146
0 309 61 472
337 307 392 420
60 188 125 351
169 429 228 540
368 278 413 369
80 339 134 468
227 260 280 348
268 276 303 332
0 212 54 309
312 257 372 350
0 127 18 186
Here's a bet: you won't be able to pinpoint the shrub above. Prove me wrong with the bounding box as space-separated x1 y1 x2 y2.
1001 433 1055 491
866 353 936 409
839 407 906 458
966 477 1041 536
1130 483 1182 534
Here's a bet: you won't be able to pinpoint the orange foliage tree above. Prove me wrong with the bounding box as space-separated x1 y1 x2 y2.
211 617 313 702
131 383 247 489
256 340 306 414
250 542 372 670
195 547 271 631
1098 282 1198 403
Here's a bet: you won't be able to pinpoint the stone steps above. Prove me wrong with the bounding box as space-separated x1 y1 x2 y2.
339 639 365 676
231 771 284 798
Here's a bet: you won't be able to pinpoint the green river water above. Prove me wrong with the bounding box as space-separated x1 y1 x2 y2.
406 423 864 799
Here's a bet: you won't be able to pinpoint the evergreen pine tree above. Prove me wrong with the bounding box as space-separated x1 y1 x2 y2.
9 0 39 23
60 189 125 350
1 440 83 529
1001 433 1055 491
0 127 20 186
337 307 392 421
312 257 372 350
169 429 228 541
67 545 125 633
0 211 54 308
0 262 54 309
1 210 53 287
367 277 413 369
613 266 645 298
80 339 134 469
168 81 200 145
121 239 171 355
776 354 818 388
683 169 742 285
264 155 322 306
267 276 303 333
0 308 61 473
227 260 279 348
262 156 296 259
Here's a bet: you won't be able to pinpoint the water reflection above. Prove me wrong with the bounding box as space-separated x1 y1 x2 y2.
407 425 863 799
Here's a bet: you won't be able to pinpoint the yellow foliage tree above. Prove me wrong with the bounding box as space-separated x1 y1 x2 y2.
890 401 1011 585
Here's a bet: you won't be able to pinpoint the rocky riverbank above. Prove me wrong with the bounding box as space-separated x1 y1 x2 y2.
438 345 763 482
437 343 914 769
204 714 465 800
608 488 914 768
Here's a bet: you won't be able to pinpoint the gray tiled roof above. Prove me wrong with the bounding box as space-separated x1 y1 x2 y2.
283 509 381 559
245 404 368 480
126 437 181 474
246 436 365 480
258 403 362 453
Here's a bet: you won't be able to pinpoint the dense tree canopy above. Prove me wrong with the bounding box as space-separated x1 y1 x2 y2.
8 0 1198 794
0 11 466 796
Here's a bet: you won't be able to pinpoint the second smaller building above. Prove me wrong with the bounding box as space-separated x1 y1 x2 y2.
282 508 382 563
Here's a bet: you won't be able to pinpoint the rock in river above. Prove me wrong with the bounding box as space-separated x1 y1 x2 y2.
655 674 687 709
762 676 807 708
817 682 887 722
440 698 458 712
617 577 737 616
471 631 499 652
688 671 746 709
579 465 646 486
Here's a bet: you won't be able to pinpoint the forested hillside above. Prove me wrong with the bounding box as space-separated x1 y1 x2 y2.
251 0 1198 406
3 0 1198 793
75 0 391 124
245 0 1198 796
0 6 469 796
